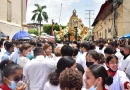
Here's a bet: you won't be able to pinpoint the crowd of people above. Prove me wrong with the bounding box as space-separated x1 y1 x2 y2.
0 38 130 90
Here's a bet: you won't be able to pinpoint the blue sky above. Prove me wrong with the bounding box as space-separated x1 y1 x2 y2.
26 0 105 27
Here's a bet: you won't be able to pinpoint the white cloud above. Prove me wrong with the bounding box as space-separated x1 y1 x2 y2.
26 0 104 27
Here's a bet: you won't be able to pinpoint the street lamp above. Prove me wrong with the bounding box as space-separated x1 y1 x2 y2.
74 20 78 41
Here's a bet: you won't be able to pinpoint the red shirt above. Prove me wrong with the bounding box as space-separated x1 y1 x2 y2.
104 88 107 90
0 83 11 90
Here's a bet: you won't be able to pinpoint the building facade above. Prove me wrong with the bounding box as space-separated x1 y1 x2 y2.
0 0 27 38
92 0 130 40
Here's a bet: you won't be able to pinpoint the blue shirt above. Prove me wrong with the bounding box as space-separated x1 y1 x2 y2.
1 51 11 61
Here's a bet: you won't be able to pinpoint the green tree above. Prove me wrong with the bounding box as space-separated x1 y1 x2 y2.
43 24 66 35
31 4 48 35
43 24 52 35
28 30 38 36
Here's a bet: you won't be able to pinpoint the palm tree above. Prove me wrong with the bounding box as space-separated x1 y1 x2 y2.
31 4 48 35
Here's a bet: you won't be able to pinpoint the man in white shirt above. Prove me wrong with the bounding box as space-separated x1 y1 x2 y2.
95 38 106 55
76 43 89 70
108 41 123 62
23 47 56 90
119 45 130 71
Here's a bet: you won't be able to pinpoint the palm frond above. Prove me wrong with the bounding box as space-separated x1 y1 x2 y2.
41 5 47 10
37 13 43 22
32 9 39 13
34 4 40 10
42 11 48 22
32 4 48 24
31 13 38 22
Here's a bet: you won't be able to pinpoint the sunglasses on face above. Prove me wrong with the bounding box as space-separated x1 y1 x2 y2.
14 75 23 82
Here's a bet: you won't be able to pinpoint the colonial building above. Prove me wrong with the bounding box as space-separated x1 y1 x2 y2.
92 0 130 40
0 0 27 38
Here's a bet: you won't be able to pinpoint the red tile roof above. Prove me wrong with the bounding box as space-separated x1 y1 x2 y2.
92 1 113 26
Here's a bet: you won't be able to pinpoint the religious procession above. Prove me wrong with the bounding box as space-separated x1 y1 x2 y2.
1 0 130 90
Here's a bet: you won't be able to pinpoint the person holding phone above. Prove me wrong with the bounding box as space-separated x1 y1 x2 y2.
0 63 26 90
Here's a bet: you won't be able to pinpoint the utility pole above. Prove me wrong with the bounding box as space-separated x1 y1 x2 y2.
85 10 94 41
85 10 94 29
113 0 118 39
59 3 62 25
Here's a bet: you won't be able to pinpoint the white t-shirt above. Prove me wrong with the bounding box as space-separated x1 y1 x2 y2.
53 56 61 64
17 56 30 68
115 49 123 63
95 46 106 55
44 81 60 90
23 55 56 90
76 52 87 70
10 49 20 63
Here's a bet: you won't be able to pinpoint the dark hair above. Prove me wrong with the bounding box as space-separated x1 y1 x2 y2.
127 39 130 45
15 41 23 46
19 43 31 53
49 56 75 86
76 63 84 75
59 69 83 90
89 43 95 50
0 60 14 71
98 38 105 44
37 42 42 47
49 72 59 86
104 46 114 54
73 41 77 44
30 41 36 47
99 53 105 64
88 50 100 62
106 55 118 64
33 47 43 57
73 48 79 57
89 64 113 86
109 41 118 48
119 44 125 47
0 40 3 47
61 45 73 56
63 41 69 46
80 43 90 51
3 63 22 78
57 56 75 72
5 42 14 51
4 41 9 47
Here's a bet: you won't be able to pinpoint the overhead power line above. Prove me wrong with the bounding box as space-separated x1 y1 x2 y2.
85 10 94 29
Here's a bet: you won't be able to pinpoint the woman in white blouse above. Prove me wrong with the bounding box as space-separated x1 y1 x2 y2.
17 43 31 68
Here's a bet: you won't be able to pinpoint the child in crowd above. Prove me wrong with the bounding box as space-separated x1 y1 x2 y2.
0 63 26 90
106 55 130 90
85 64 113 90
